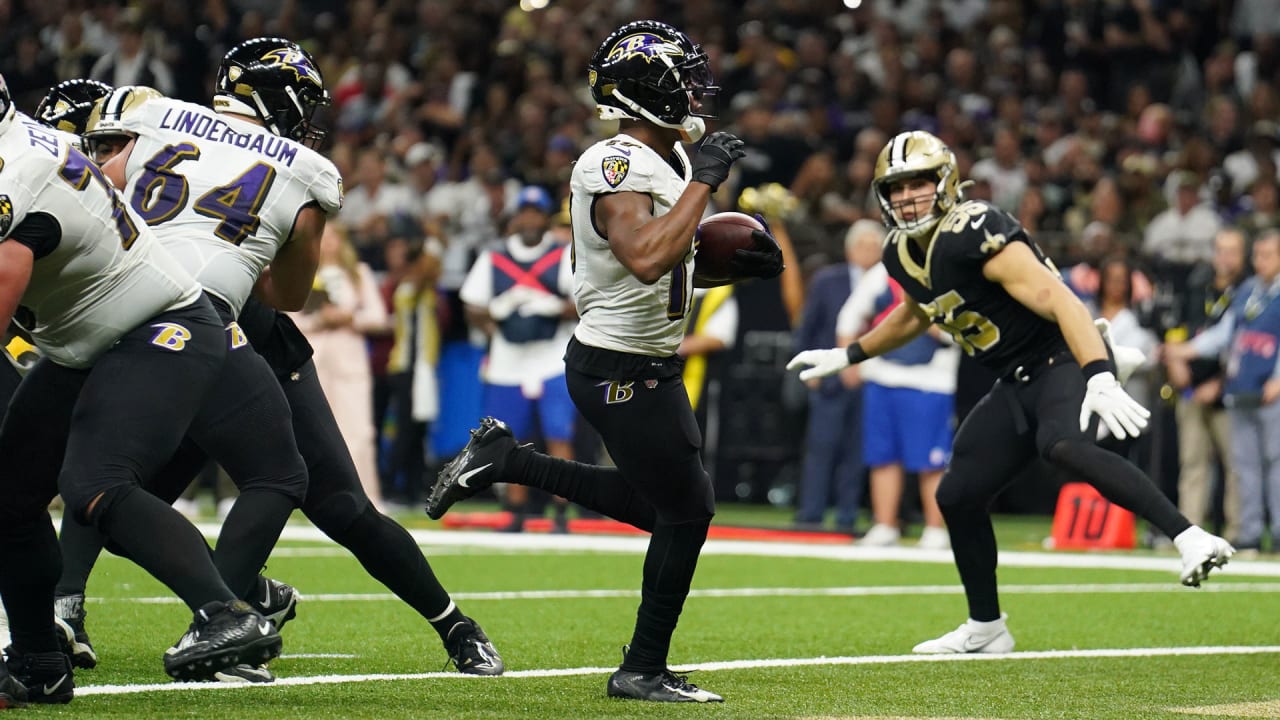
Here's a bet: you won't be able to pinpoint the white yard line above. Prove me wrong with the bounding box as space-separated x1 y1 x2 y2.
74 645 1280 697
99 581 1280 605
194 523 1280 578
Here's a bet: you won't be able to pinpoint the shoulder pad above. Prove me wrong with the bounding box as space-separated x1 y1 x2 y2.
572 137 660 195
934 200 1025 263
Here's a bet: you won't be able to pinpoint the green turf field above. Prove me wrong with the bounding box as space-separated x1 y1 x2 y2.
30 511 1280 719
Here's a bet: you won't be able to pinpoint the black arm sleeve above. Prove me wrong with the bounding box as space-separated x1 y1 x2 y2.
7 212 61 260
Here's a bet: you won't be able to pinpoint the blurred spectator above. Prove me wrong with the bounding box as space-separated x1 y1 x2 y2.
459 186 575 532
1166 228 1248 542
1089 256 1159 431
382 231 443 507
1223 120 1280 195
836 227 958 549
1144 170 1222 285
971 125 1028 213
87 11 174 96
341 147 417 247
1237 176 1280 243
1169 230 1280 552
791 221 881 533
292 223 389 508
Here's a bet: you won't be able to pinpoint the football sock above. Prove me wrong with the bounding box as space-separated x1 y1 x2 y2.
98 486 233 610
55 514 106 598
620 517 711 673
328 505 461 641
1047 440 1190 539
507 447 656 532
213 489 296 600
938 504 1001 622
0 513 62 653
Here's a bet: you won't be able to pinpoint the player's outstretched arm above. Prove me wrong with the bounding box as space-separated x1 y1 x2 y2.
983 242 1150 438
787 299 930 381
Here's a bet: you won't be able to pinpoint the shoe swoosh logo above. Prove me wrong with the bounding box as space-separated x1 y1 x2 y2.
963 636 989 651
43 675 67 696
970 215 986 230
258 621 272 635
456 463 493 489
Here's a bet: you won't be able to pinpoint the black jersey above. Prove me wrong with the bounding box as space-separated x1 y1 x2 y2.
881 200 1068 378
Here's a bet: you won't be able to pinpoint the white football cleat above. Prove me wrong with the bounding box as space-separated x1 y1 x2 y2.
917 526 951 551
1174 526 1235 587
859 523 901 547
913 613 1015 654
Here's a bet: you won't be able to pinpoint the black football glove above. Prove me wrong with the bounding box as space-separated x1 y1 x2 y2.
729 213 784 279
691 132 746 192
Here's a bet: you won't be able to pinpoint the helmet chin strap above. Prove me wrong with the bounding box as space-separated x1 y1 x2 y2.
679 117 705 143
609 88 704 142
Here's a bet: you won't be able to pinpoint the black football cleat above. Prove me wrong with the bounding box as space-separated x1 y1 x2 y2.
444 617 504 676
247 576 298 632
4 646 73 704
163 600 281 682
0 660 24 708
53 593 98 669
425 417 515 520
607 667 723 703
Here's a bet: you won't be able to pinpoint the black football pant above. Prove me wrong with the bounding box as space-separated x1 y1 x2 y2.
501 367 716 672
938 358 1191 622
179 297 308 599
0 299 238 654
57 359 462 631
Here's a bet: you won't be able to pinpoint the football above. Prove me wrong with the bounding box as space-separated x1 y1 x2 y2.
694 212 764 283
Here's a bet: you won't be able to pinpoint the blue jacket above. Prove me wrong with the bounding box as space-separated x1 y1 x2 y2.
795 263 856 394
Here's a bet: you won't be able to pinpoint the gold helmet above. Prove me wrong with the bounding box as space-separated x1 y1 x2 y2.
872 131 961 238
84 85 164 162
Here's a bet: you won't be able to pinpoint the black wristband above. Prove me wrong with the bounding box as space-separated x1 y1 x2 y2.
846 342 870 365
1081 359 1112 380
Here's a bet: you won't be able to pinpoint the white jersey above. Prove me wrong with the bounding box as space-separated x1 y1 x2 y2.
120 98 343 315
0 112 201 368
570 134 694 356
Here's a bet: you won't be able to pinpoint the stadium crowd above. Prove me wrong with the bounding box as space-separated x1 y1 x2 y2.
4 0 1279 551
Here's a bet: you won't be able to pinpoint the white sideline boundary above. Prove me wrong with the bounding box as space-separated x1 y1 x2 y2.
193 522 1280 578
74 645 1280 697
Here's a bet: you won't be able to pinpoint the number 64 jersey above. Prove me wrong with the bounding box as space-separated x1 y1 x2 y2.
881 200 1067 378
119 97 343 315
0 113 201 368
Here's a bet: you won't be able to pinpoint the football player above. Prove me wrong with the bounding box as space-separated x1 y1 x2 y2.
0 73 280 701
87 41 333 678
788 131 1235 653
53 39 504 679
424 20 782 703
34 78 113 150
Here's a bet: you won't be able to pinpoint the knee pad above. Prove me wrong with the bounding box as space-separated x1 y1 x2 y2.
303 488 370 536
933 471 988 514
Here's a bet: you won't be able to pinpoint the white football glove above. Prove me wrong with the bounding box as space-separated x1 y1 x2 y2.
1094 317 1146 385
1079 371 1151 440
786 348 851 382
488 286 536 321
520 293 567 318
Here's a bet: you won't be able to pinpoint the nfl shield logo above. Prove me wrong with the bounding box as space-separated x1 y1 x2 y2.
644 379 658 389
602 156 630 188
